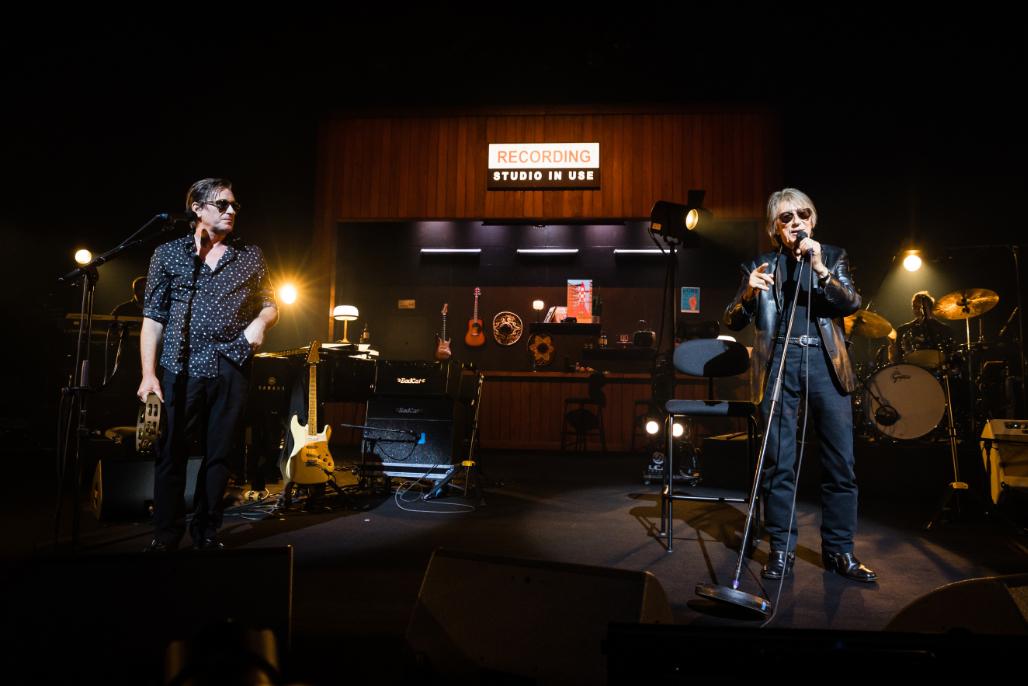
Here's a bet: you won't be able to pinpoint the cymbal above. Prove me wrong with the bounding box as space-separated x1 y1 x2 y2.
845 310 893 338
933 288 999 320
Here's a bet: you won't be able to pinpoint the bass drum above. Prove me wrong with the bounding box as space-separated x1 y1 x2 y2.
863 363 946 440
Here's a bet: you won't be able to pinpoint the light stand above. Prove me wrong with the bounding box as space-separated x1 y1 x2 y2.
54 213 183 550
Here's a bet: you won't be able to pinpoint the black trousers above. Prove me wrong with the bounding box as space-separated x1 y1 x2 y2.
154 355 249 543
759 343 858 554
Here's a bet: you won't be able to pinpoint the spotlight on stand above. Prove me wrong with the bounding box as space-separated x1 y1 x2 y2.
648 190 711 244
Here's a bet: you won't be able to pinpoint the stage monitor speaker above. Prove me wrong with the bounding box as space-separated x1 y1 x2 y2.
91 454 202 520
885 573 1028 635
364 396 467 480
405 548 673 684
980 419 1028 504
4 547 293 684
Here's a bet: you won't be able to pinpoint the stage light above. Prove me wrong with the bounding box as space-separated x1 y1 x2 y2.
278 283 298 305
645 419 661 435
649 190 711 243
672 422 685 438
902 251 922 272
74 249 92 265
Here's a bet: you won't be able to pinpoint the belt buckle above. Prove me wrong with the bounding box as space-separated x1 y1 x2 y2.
798 335 815 346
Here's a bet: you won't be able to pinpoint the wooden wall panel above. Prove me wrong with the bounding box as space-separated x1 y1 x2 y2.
313 105 780 338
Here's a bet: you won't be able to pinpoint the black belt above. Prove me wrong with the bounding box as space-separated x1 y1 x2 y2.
776 335 820 347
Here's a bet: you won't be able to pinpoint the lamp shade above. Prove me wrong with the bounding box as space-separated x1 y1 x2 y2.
333 305 359 321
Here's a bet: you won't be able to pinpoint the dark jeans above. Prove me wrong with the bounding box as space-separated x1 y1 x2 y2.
759 343 857 554
154 355 250 544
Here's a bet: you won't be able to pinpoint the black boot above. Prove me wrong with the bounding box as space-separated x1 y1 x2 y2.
822 551 877 583
761 550 796 580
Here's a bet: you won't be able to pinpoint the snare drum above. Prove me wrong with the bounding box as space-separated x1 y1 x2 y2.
863 363 946 440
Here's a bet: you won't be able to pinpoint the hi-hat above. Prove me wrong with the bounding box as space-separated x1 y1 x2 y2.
934 288 999 320
844 310 893 338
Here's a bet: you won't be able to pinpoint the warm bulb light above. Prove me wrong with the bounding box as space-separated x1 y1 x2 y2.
902 253 923 272
278 284 298 305
645 420 660 435
74 249 92 265
672 422 685 438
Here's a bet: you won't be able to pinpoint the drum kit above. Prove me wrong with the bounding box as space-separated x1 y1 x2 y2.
849 288 1001 443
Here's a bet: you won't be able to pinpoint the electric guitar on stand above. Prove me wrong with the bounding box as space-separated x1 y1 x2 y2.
465 287 486 347
435 304 452 360
282 341 335 485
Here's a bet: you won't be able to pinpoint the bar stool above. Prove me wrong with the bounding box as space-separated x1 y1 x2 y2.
561 371 607 452
658 338 759 553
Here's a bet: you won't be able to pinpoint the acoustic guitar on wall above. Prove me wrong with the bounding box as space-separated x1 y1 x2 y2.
435 304 452 360
465 287 486 347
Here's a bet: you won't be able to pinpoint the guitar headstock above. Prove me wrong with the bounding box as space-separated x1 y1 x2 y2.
306 340 321 365
474 287 481 298
441 304 448 316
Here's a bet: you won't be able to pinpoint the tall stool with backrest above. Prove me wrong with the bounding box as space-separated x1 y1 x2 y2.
561 371 607 452
659 338 759 553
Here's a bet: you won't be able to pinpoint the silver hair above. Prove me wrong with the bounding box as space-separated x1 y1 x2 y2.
765 188 818 241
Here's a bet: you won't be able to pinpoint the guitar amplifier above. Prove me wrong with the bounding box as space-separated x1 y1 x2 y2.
374 359 465 398
363 395 469 480
980 419 1028 504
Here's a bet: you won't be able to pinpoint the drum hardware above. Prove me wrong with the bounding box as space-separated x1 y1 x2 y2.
935 287 1001 440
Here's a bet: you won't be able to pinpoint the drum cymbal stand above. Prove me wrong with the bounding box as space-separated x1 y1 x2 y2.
924 368 988 530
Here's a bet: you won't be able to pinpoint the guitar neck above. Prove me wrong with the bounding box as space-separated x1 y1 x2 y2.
473 294 479 320
442 312 447 338
307 364 317 435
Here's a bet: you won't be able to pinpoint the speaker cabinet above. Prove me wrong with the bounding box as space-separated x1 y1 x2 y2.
91 455 202 520
406 548 673 683
886 573 1028 635
364 397 467 480
981 419 1028 504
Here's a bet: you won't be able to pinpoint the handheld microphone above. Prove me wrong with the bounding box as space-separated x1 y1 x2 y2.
795 230 813 259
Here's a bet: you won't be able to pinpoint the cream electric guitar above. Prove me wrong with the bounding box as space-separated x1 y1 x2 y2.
283 341 335 485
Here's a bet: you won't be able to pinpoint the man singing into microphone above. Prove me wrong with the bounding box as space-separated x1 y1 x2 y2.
724 188 876 582
138 178 278 551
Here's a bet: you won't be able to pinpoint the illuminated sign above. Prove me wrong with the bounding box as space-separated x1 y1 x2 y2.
488 143 600 190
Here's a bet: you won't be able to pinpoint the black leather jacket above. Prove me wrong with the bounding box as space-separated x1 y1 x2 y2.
723 244 861 401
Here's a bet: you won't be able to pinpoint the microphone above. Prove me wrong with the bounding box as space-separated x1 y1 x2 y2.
157 211 198 225
795 230 813 259
875 405 900 426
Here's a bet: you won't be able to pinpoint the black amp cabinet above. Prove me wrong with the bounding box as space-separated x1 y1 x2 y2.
364 360 472 482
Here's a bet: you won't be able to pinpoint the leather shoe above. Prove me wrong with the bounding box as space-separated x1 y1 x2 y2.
195 536 225 550
761 550 796 579
143 538 177 553
822 551 877 582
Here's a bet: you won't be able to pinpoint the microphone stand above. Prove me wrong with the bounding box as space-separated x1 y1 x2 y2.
697 248 808 618
54 214 184 550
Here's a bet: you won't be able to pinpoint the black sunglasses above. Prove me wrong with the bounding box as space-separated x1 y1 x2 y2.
203 199 242 213
776 208 812 224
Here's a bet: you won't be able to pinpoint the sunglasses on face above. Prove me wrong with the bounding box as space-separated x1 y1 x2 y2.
776 208 812 224
203 199 242 213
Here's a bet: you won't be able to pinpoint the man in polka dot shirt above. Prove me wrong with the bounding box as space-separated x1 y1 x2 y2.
138 178 278 551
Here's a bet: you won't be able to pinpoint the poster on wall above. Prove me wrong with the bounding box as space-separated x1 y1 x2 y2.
680 287 700 314
567 279 593 322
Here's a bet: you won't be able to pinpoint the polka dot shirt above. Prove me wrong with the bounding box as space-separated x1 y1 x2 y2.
143 234 276 378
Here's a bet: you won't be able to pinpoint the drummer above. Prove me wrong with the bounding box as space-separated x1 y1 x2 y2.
891 291 957 368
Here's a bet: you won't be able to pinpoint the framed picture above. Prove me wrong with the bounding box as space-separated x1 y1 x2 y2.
680 287 700 314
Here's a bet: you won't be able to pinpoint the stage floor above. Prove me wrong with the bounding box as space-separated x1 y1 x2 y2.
6 444 1028 683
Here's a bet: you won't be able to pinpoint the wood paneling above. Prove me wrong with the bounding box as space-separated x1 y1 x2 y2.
314 106 780 337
